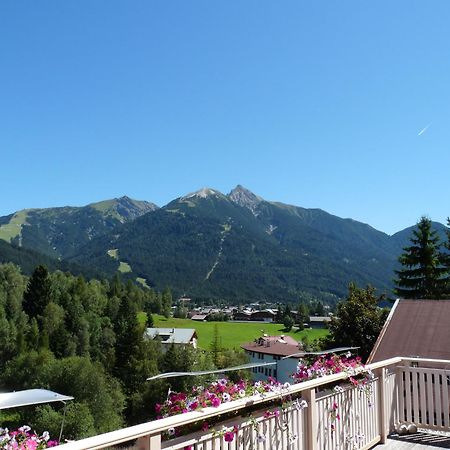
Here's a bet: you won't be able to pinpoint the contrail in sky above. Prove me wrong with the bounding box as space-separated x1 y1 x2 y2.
418 123 432 136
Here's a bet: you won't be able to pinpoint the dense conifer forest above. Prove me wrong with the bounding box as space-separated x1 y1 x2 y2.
0 264 245 440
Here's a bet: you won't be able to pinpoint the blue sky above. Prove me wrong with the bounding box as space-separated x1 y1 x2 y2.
1 1 450 234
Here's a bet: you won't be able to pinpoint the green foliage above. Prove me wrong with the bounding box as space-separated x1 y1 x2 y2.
146 312 154 327
161 288 172 318
33 403 96 441
209 324 222 366
0 263 177 439
206 312 229 321
325 283 388 361
113 295 141 385
296 302 309 331
173 304 188 319
161 344 215 394
22 265 52 322
283 315 294 331
215 349 251 382
394 217 449 299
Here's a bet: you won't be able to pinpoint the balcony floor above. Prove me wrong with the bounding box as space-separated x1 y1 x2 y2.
377 432 450 449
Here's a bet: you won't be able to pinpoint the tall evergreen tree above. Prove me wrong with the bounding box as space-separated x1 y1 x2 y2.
161 288 172 318
296 302 309 331
22 265 52 321
394 217 448 299
113 296 141 385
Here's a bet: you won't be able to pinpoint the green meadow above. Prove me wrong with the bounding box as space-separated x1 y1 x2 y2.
139 313 328 350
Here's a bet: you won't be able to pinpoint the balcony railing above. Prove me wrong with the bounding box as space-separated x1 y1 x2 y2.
54 357 450 450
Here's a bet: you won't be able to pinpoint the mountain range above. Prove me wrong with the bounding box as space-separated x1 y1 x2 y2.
0 186 447 304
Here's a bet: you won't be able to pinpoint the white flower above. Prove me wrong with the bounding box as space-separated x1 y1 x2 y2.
222 393 231 402
239 389 246 397
257 433 266 443
41 431 50 441
167 427 176 436
283 382 291 390
294 399 308 410
345 351 352 358
356 432 365 441
333 385 344 393
19 426 31 433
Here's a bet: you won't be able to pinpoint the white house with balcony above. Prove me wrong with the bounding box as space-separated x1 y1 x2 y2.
241 335 301 383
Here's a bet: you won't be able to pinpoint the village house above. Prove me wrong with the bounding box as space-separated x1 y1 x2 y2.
144 328 198 350
241 335 301 383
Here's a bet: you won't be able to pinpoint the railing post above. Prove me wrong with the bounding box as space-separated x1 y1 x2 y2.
377 367 387 443
304 387 317 450
136 433 161 450
396 360 406 427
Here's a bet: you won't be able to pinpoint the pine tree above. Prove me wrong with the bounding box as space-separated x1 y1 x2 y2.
161 288 172 318
394 217 448 299
296 302 309 331
443 218 450 296
114 296 142 385
23 265 52 321
209 324 222 366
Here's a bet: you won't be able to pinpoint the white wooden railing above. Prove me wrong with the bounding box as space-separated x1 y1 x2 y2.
53 357 450 450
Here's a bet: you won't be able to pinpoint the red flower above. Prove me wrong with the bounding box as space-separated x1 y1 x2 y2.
224 431 235 442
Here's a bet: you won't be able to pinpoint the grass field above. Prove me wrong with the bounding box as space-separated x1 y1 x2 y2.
141 314 328 350
0 210 29 242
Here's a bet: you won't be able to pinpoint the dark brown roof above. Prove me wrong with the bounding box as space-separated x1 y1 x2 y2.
241 336 300 357
368 300 450 363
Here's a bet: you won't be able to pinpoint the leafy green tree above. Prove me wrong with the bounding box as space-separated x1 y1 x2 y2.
296 302 309 331
0 307 18 364
0 263 26 320
23 265 52 322
161 288 172 318
283 315 294 332
124 340 163 424
173 304 188 319
27 317 40 351
209 324 222 366
33 403 96 441
215 349 250 382
162 345 214 393
325 283 388 361
394 217 448 299
146 312 154 328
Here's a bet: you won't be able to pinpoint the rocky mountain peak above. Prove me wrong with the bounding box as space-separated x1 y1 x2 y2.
181 187 223 200
228 185 263 213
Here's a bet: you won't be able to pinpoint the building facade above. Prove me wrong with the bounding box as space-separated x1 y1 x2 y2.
241 335 301 383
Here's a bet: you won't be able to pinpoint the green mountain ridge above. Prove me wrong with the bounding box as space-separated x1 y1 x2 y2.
1 187 448 304
0 196 158 259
